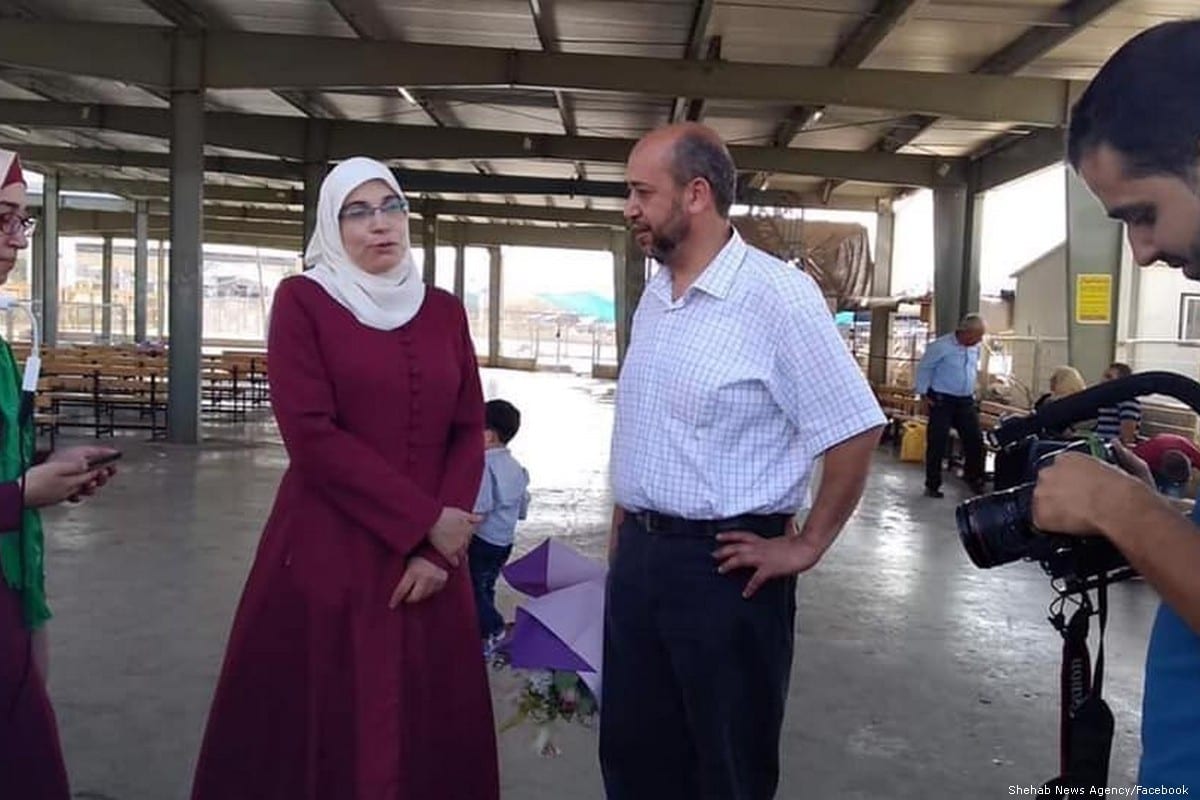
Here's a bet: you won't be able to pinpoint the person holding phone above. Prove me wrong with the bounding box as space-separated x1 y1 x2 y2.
0 147 119 800
191 157 495 800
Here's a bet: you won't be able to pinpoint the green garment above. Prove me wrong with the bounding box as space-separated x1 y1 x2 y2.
0 339 48 628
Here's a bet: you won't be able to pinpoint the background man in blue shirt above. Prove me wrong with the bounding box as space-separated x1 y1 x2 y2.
914 314 987 498
1036 19 1200 790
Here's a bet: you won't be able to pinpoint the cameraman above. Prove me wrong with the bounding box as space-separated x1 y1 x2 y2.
1035 19 1200 788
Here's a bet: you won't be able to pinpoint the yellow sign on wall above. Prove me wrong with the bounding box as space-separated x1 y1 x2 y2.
1075 274 1113 325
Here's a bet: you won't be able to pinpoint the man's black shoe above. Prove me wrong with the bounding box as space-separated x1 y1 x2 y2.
924 487 944 499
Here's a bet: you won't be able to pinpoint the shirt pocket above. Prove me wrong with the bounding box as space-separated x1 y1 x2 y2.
664 356 718 429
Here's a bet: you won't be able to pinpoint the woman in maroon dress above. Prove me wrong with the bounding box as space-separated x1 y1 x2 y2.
191 157 497 799
0 147 120 800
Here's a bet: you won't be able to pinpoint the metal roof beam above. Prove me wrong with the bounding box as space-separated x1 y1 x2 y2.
52 207 618 250
326 0 449 126
0 20 1081 125
19 144 302 179
968 127 1065 193
771 0 927 148
57 175 304 205
670 0 716 124
684 36 722 123
861 0 1123 167
19 144 887 209
53 175 629 225
1 99 966 185
139 0 339 119
526 0 588 190
974 0 1126 76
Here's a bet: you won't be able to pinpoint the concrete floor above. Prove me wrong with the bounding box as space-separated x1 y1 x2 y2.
37 368 1159 799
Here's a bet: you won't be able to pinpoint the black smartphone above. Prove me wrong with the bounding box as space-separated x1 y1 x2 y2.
85 451 122 470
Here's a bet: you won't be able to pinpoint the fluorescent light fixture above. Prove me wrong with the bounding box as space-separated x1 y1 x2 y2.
396 87 418 105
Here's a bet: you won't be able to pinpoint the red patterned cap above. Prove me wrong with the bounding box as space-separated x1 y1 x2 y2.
1 149 25 189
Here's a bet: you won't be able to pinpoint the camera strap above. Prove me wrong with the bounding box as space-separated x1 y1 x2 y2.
1044 578 1114 792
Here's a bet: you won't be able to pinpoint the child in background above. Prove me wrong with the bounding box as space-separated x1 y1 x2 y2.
471 399 530 655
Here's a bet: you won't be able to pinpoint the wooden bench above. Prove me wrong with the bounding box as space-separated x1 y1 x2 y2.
1141 401 1199 440
200 351 271 419
979 400 1028 432
41 357 168 439
12 345 272 438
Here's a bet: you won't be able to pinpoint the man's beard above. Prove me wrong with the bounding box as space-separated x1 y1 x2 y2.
638 202 690 265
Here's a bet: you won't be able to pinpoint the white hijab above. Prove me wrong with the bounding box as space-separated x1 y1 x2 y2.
302 157 425 330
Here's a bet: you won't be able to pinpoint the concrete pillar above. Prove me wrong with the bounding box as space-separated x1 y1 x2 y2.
301 124 330 252
167 33 205 444
301 121 330 251
101 235 113 342
134 200 149 342
868 200 895 386
932 184 983 335
613 230 646 367
39 172 59 347
30 228 42 318
422 214 438 285
488 246 501 367
1066 168 1123 383
156 240 167 339
453 241 466 301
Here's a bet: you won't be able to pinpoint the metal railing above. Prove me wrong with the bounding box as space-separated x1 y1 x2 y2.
983 334 1068 408
1117 338 1200 380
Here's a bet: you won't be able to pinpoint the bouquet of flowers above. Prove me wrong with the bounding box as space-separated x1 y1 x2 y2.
496 539 606 757
499 669 598 757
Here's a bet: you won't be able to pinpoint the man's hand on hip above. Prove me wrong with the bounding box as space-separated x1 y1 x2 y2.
713 531 822 599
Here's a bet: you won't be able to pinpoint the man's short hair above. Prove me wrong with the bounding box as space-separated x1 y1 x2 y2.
1108 362 1133 379
1067 19 1200 180
485 399 521 444
668 131 737 218
956 313 985 332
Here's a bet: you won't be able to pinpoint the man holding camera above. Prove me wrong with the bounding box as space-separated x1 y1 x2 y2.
1035 19 1200 787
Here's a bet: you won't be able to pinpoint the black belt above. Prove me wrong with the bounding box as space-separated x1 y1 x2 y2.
628 510 791 538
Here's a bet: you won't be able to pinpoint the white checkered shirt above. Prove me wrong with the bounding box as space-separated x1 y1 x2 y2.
611 230 885 518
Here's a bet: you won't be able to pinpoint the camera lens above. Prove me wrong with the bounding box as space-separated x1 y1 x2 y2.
956 484 1036 569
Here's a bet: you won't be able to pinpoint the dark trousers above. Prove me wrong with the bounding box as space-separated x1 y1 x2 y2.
925 392 984 490
599 517 797 800
468 537 512 639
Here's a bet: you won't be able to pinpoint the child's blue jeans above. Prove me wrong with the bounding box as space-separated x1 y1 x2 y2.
468 537 512 639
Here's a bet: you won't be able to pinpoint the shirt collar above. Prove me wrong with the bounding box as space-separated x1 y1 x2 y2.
648 228 747 304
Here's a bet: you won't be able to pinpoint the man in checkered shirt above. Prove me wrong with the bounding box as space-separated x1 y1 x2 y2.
600 123 885 800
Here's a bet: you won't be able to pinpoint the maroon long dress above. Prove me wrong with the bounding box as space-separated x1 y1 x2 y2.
191 277 497 800
0 481 70 800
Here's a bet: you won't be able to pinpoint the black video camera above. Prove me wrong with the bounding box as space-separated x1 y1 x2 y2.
952 369 1200 589
953 371 1200 790
956 437 1130 585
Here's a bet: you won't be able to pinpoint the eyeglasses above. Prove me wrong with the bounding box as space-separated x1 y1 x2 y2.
338 195 409 223
0 213 35 237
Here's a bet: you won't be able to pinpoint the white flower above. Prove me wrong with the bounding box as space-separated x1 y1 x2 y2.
528 671 553 694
